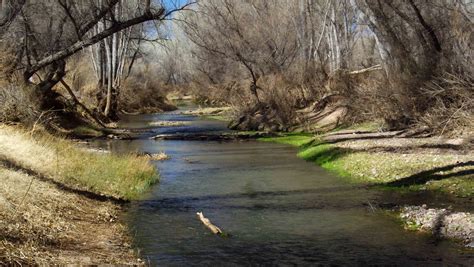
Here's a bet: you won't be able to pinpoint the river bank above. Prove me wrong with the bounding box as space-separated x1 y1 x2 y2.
0 124 157 264
260 130 473 197
260 129 473 246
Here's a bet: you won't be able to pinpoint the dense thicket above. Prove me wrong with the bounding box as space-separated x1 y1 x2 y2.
169 0 473 134
0 0 188 125
0 0 472 135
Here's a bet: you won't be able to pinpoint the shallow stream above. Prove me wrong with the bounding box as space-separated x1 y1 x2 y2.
93 105 473 266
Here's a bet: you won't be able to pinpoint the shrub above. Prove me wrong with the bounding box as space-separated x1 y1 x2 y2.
418 73 474 135
0 83 40 124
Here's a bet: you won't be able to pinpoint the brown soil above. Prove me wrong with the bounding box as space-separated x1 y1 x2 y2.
0 165 142 265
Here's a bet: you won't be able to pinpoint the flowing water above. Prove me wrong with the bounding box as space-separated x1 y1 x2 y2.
92 105 473 266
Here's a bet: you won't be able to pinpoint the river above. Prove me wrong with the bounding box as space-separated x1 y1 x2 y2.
92 105 473 266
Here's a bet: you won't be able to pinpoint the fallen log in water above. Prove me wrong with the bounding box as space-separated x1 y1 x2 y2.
196 212 223 235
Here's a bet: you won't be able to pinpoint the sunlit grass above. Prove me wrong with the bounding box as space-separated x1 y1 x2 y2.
259 133 314 147
0 125 158 200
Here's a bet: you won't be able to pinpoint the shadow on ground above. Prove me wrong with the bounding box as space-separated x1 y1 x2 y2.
0 157 127 204
297 137 473 190
385 161 474 187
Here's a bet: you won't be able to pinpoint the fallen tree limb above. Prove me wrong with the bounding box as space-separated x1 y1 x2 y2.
348 64 382 75
196 211 223 235
60 79 106 128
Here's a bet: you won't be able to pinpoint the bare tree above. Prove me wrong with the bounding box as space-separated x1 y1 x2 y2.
1 0 192 116
182 0 299 103
88 0 144 117
353 0 452 126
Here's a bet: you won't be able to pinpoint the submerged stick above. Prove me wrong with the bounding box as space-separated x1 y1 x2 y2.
196 212 223 235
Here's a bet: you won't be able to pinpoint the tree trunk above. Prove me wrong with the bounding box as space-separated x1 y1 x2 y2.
104 37 113 117
33 60 66 109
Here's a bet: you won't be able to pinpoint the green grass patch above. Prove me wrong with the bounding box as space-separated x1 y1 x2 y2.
260 133 354 180
259 133 314 147
58 146 158 200
296 143 352 178
423 176 474 198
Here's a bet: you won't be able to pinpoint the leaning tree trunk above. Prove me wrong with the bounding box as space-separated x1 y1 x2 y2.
30 60 67 110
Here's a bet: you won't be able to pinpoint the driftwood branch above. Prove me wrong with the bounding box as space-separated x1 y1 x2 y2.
348 64 382 75
196 212 223 235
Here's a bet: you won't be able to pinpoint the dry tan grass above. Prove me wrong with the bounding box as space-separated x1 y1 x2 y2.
417 73 474 136
0 82 40 124
0 167 141 265
0 123 158 264
0 124 158 200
